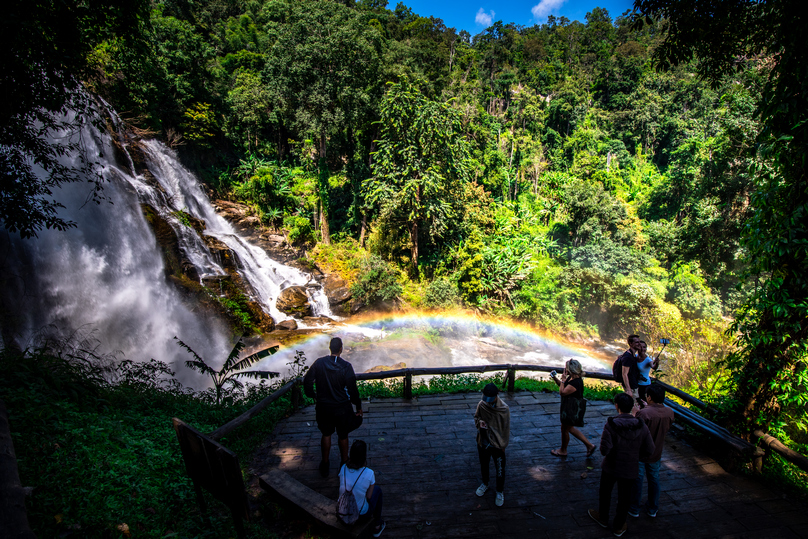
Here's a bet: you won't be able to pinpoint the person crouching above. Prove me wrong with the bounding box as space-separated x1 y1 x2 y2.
474 383 510 507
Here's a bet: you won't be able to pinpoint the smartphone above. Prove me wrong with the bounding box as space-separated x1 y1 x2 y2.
660 338 670 345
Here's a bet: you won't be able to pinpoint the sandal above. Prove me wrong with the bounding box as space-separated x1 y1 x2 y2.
550 449 567 458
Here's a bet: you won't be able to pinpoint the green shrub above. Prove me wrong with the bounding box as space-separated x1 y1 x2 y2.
350 255 402 305
423 277 461 309
283 215 315 245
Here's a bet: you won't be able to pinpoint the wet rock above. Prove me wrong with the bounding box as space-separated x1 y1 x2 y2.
366 362 406 373
276 319 298 331
323 274 352 306
303 316 333 325
276 286 312 317
205 237 239 270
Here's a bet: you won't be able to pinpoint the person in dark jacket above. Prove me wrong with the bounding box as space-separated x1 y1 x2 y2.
303 337 363 477
588 392 655 537
629 383 674 518
474 383 510 507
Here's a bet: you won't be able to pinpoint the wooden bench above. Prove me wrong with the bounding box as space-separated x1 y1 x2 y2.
259 469 374 538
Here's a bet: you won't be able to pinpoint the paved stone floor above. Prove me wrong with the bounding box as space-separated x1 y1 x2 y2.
253 392 808 538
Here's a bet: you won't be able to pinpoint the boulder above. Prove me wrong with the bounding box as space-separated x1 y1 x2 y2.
303 316 333 325
323 274 352 305
275 285 312 317
275 319 298 331
205 237 239 270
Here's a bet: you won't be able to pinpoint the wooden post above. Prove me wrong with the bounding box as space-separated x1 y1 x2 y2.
404 372 413 400
507 367 515 394
291 381 301 410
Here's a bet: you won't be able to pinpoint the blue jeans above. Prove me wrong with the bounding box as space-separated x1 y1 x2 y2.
631 460 661 513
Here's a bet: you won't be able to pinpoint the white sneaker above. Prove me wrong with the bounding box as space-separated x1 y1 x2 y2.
475 483 488 497
495 492 504 506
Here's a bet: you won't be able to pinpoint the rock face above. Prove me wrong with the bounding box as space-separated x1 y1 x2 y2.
303 316 333 325
276 285 312 317
324 274 351 304
275 319 298 331
212 199 302 263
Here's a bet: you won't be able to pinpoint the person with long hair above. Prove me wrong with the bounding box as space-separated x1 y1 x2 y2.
338 440 385 537
551 359 597 458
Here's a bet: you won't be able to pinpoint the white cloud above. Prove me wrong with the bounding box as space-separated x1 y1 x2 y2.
531 0 567 20
475 7 495 27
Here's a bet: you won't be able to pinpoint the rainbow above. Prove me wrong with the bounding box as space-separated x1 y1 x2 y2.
258 311 616 378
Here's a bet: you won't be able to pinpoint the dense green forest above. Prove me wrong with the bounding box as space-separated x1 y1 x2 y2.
2 0 808 536
2 0 806 436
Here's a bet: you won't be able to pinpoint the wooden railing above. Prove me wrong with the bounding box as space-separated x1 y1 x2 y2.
206 363 808 473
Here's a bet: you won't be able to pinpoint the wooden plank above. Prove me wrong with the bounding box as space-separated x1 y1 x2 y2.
664 400 762 457
259 469 373 538
754 429 808 473
653 380 716 412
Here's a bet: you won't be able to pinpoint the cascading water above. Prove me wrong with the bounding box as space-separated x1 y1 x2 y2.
0 102 333 384
137 139 333 322
0 112 228 386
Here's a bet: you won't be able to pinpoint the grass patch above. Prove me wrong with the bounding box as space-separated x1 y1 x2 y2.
1 348 290 539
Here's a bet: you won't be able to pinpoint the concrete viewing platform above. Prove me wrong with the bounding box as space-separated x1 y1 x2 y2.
251 391 808 538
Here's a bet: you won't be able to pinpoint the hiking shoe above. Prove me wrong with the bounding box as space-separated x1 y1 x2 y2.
647 509 658 518
613 522 628 537
475 483 489 497
495 491 504 506
588 509 608 528
318 460 329 478
628 508 640 518
372 521 386 537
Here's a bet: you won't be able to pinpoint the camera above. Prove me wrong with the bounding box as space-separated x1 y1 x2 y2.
550 370 558 378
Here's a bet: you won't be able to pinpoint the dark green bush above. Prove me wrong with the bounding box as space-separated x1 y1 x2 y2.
350 255 402 305
423 277 461 309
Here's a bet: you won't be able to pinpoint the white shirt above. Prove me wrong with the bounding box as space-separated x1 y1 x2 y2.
338 465 376 515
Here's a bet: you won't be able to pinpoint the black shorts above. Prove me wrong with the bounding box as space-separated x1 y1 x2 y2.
316 403 362 439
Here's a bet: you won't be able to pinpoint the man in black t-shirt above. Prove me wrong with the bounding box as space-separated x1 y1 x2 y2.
303 337 363 477
615 334 641 398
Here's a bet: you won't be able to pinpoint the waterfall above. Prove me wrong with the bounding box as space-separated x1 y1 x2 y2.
137 139 334 322
0 103 332 381
0 116 227 384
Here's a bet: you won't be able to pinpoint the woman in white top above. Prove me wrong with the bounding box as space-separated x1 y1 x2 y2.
339 440 385 537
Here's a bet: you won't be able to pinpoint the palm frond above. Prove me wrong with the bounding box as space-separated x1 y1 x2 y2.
232 370 280 380
229 345 279 373
175 337 204 364
185 360 216 376
221 337 247 372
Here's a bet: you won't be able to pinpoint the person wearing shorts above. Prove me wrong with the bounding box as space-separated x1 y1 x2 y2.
304 337 363 477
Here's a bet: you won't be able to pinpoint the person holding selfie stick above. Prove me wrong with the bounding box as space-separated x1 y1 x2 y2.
550 359 596 458
474 383 510 507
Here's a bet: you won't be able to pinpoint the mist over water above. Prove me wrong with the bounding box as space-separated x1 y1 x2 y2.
254 314 614 379
0 119 228 385
0 107 331 386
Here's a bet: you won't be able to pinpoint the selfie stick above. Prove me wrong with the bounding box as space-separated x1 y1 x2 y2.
654 340 669 361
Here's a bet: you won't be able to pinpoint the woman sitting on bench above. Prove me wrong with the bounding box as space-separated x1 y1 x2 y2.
339 440 386 537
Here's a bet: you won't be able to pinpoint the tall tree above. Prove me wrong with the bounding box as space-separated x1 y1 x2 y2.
633 0 808 436
1 0 149 238
366 80 471 276
263 0 383 244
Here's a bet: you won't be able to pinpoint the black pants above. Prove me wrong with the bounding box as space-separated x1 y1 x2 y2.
367 485 383 526
478 445 506 492
599 470 634 531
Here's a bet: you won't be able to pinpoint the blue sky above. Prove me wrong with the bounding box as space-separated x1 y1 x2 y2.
398 0 635 33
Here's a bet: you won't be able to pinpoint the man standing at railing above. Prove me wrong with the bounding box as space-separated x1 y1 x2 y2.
304 337 363 477
613 334 641 399
629 383 674 519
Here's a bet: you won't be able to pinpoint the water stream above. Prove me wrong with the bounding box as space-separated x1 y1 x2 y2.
0 105 331 382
